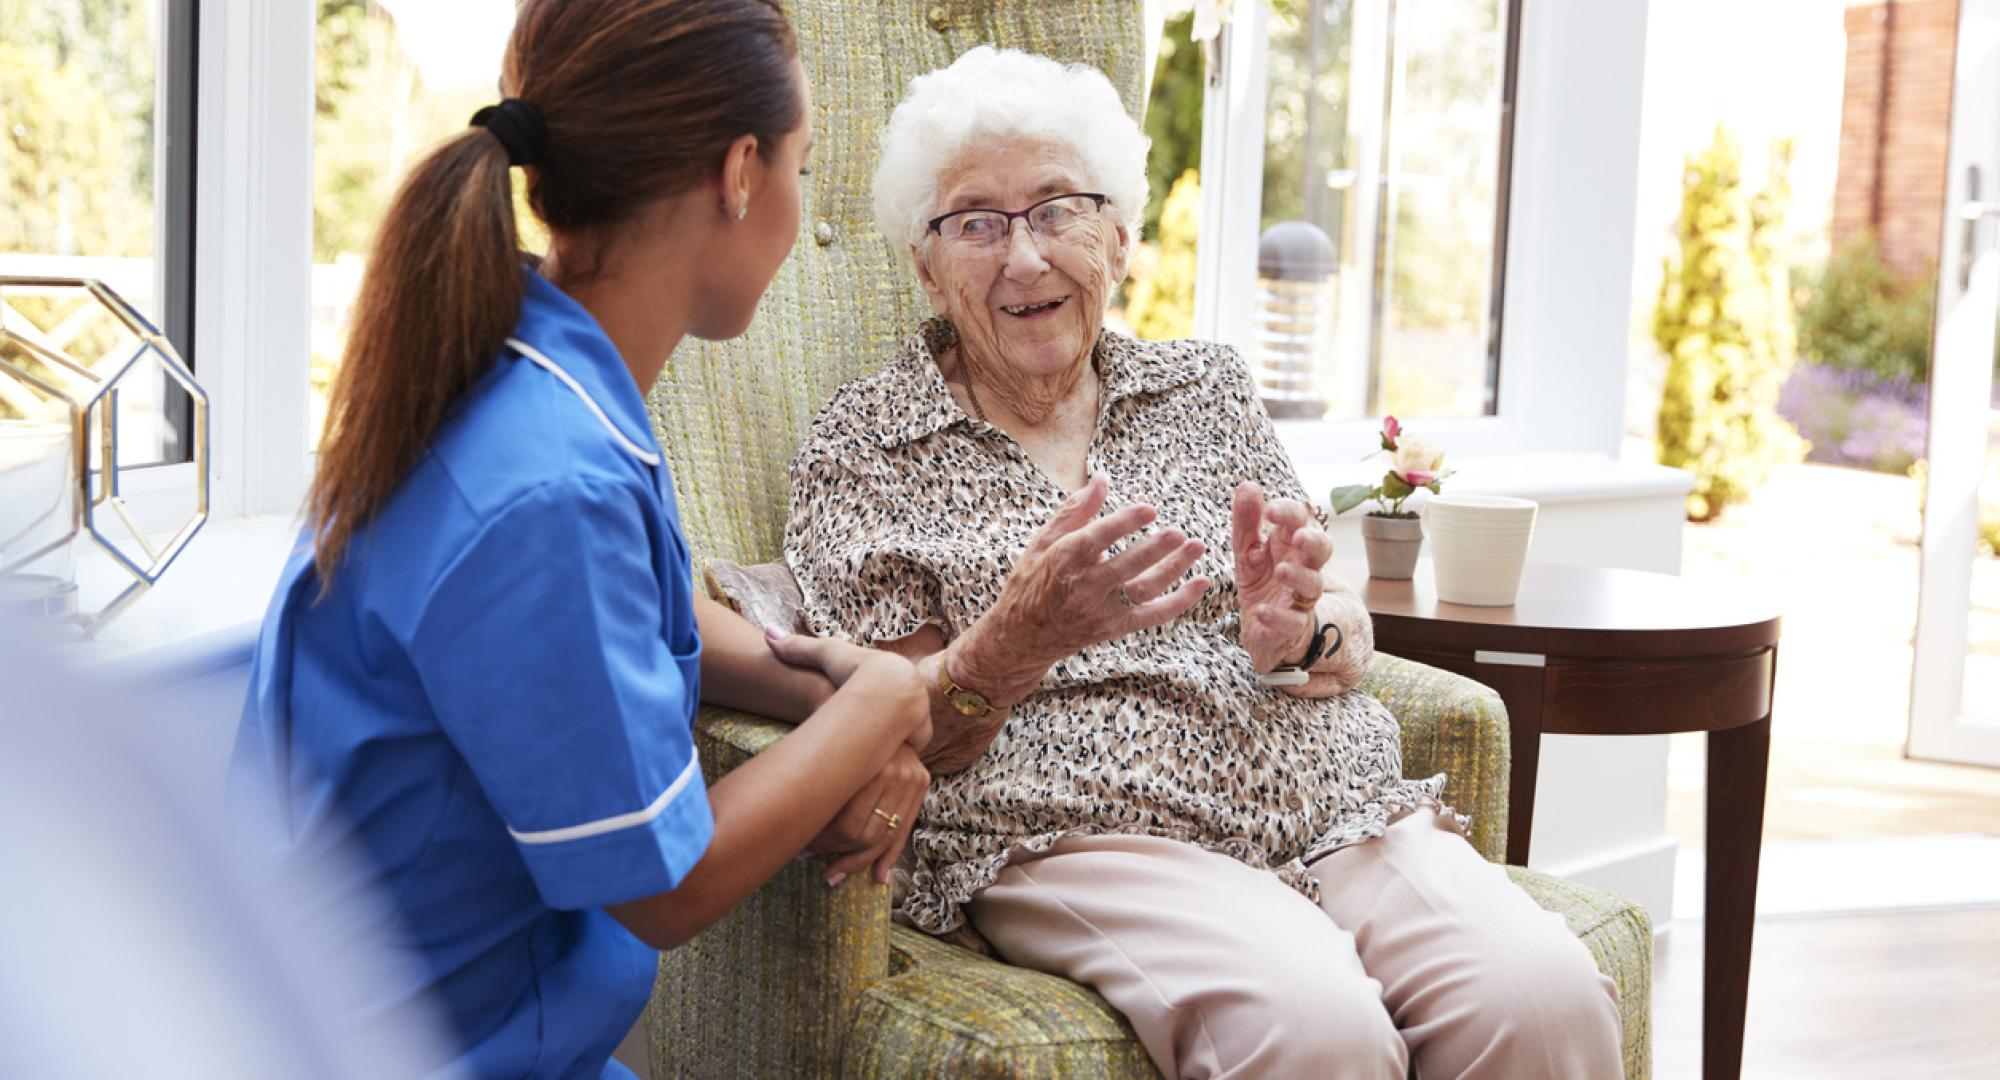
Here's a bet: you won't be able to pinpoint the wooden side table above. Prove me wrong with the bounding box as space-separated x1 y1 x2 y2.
1336 558 1781 1080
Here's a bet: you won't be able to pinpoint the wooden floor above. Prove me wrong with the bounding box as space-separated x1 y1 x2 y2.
1652 906 2000 1079
1667 734 2000 846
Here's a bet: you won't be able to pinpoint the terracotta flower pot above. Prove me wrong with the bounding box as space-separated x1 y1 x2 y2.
1360 513 1424 580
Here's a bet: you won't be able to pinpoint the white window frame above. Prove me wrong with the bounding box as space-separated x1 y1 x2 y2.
1193 0 1649 465
145 0 1652 531
124 0 314 534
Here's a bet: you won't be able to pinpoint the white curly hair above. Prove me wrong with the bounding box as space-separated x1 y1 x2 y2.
871 46 1150 260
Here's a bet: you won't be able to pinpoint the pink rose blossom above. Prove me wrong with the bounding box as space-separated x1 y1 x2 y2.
1380 415 1401 452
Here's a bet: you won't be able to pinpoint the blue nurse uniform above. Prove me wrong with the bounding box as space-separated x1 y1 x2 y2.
231 270 712 1079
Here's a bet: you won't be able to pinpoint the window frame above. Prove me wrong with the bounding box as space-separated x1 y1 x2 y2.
1193 0 1645 465
158 0 201 462
132 0 1650 534
122 0 314 532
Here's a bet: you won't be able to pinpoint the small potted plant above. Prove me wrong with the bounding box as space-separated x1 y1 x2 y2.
1328 417 1451 579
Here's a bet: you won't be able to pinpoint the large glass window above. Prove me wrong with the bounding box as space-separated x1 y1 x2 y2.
1247 0 1517 422
1 0 193 466
311 0 519 444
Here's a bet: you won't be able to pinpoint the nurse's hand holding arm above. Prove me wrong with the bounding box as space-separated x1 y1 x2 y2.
605 638 928 949
766 630 932 887
691 592 841 723
688 594 932 885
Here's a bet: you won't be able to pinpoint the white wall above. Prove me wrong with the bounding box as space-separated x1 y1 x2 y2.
1496 0 1653 459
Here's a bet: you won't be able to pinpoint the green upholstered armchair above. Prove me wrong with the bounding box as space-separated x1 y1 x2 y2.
641 3 1652 1077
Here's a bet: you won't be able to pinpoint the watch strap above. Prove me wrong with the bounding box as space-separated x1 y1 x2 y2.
938 654 996 718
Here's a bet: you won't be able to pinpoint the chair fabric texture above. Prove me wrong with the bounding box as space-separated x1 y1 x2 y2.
642 2 1652 1077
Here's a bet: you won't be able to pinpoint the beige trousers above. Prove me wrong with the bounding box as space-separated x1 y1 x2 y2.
965 811 1622 1080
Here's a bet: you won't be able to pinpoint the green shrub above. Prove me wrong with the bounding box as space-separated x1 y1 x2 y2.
1795 232 1934 385
1653 129 1806 521
1142 11 1204 242
1127 170 1199 341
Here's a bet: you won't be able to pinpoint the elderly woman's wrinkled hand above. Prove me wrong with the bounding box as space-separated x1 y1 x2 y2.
982 473 1211 667
1232 480 1335 672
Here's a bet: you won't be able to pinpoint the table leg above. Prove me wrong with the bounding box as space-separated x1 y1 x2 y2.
1473 658 1547 866
1704 713 1771 1080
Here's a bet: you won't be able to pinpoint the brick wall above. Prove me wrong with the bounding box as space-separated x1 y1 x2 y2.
1831 0 1959 280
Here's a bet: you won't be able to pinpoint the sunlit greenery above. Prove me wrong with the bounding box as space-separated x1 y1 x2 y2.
1653 128 1805 521
1128 170 1200 340
0 0 158 420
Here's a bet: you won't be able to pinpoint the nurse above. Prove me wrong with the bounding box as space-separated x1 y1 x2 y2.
230 1 930 1077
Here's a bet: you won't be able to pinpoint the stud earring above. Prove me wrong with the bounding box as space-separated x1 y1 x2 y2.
736 207 747 222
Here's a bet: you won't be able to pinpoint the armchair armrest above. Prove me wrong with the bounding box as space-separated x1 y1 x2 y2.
1359 652 1511 863
646 704 890 1079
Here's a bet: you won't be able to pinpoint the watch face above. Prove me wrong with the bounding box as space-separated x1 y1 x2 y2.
948 687 990 717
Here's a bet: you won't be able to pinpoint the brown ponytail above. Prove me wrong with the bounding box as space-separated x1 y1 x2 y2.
308 0 799 580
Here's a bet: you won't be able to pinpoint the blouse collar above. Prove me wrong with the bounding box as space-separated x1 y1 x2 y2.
869 317 1211 449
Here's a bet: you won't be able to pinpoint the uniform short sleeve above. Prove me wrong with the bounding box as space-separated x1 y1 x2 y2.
783 440 945 646
409 477 712 911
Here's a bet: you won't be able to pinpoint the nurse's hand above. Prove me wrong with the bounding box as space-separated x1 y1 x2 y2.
804 744 928 886
764 627 933 750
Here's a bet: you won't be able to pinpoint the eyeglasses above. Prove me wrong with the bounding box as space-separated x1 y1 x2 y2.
927 192 1109 249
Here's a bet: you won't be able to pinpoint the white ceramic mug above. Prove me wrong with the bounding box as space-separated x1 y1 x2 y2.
1421 494 1538 606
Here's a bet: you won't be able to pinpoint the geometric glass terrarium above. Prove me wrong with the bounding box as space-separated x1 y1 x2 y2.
0 276 209 637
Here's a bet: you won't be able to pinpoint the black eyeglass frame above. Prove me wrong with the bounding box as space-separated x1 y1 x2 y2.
926 192 1110 240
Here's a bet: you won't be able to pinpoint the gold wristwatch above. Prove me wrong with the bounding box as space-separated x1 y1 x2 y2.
937 655 996 718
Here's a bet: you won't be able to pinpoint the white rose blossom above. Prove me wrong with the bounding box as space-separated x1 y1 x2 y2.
1392 436 1446 485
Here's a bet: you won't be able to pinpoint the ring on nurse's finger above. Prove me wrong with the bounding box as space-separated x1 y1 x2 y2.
1289 590 1318 612
872 808 902 829
1118 583 1137 609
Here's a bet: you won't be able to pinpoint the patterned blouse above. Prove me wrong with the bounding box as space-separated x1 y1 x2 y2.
784 320 1460 934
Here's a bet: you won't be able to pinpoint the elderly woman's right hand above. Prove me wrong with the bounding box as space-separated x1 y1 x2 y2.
976 473 1210 668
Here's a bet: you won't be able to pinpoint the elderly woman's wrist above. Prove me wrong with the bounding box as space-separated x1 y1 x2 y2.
948 621 1051 707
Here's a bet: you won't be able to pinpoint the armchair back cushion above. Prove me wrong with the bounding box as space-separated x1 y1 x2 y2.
645 0 1149 570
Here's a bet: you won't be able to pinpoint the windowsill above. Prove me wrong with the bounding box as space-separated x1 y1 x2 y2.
59 514 300 678
42 451 1690 679
1284 439 1693 510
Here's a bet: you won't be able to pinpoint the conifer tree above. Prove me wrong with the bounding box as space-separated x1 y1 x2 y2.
1654 128 1805 521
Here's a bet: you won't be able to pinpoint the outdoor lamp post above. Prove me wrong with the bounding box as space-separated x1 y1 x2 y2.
1252 220 1338 419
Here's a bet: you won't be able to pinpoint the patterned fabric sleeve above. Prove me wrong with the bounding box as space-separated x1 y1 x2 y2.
1208 343 1376 693
783 434 945 647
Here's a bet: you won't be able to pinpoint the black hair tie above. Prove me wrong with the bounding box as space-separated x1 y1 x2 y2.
470 98 547 167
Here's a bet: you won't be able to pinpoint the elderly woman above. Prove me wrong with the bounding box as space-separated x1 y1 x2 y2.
780 47 1621 1079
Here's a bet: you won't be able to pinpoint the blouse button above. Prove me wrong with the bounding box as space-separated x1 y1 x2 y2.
813 220 837 247
926 4 950 32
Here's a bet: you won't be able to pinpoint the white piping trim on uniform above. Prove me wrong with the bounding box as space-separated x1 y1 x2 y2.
506 335 663 466
508 754 702 845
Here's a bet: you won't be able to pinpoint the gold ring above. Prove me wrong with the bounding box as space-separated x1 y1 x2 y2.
872 808 902 829
1289 590 1318 612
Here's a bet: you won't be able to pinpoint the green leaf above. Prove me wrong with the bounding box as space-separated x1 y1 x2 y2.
1380 472 1415 500
1328 484 1374 515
